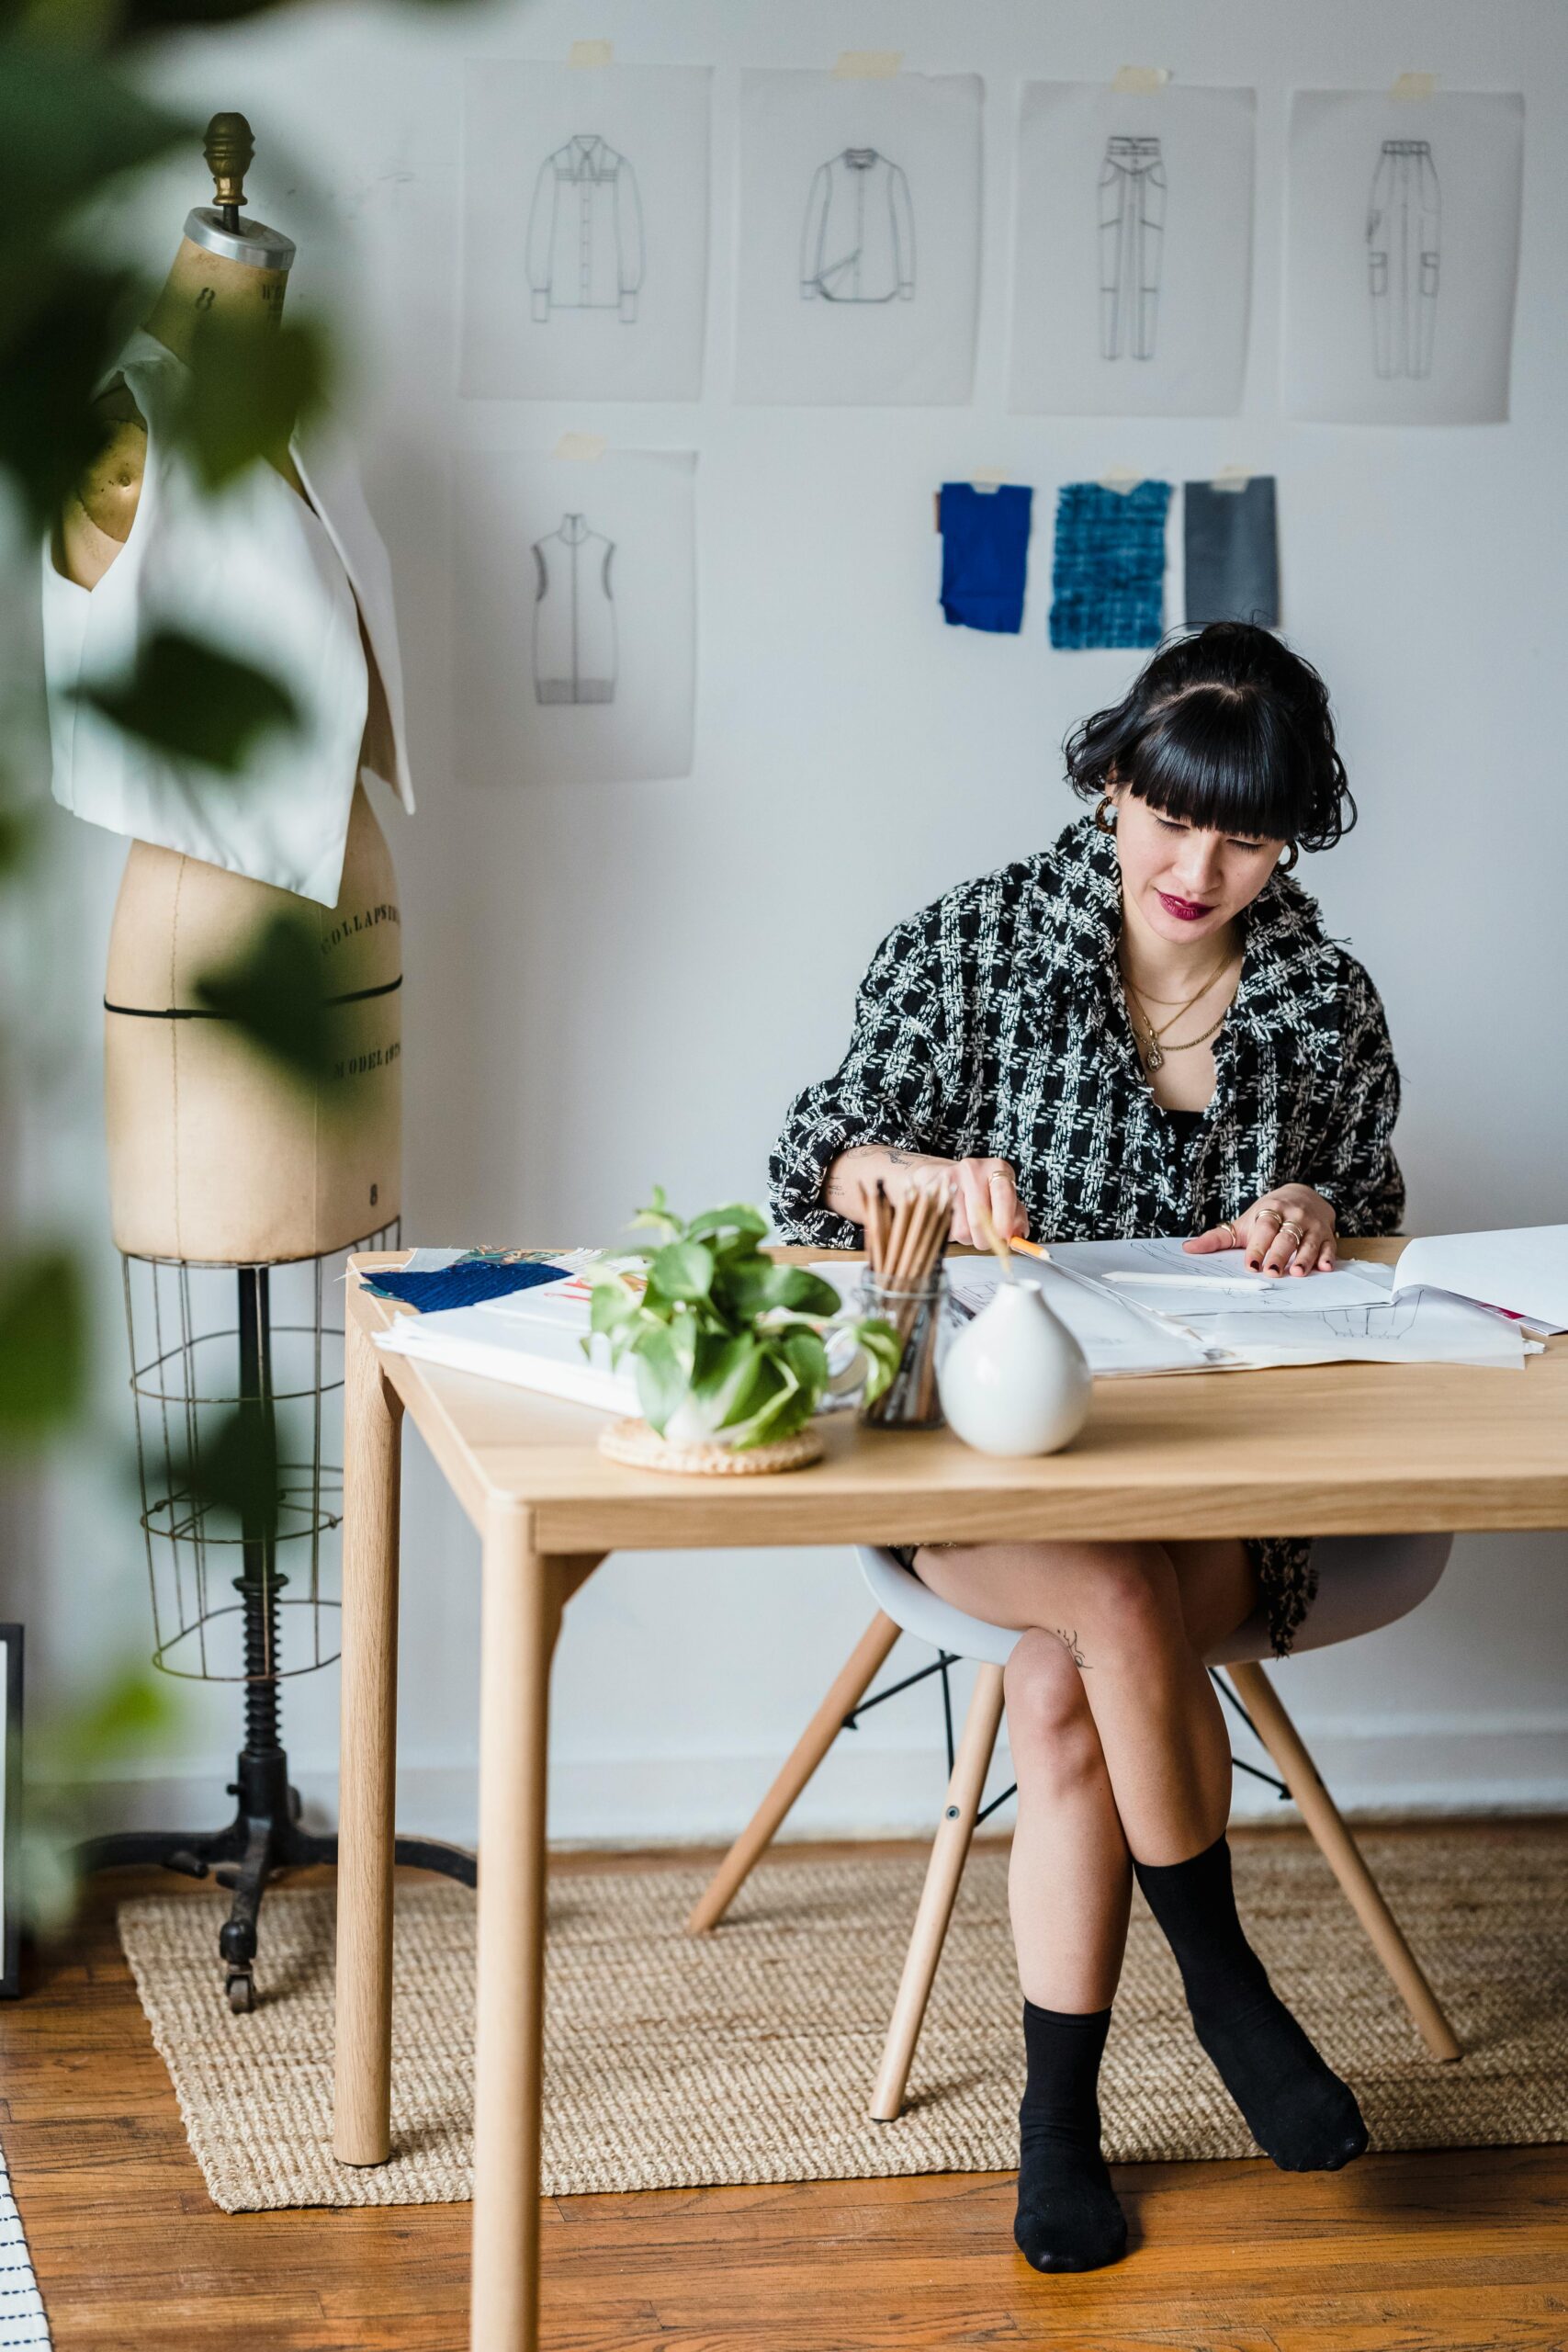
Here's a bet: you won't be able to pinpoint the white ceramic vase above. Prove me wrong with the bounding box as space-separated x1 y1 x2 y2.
937 1279 1091 1457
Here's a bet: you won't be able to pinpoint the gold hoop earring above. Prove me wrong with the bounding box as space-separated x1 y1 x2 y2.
1094 797 1117 835
1279 842 1299 873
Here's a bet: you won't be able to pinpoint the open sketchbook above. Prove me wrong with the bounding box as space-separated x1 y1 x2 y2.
812 1239 1530 1376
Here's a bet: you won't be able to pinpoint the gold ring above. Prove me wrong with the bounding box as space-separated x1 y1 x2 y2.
1256 1203 1285 1225
1280 1219 1305 1244
1217 1220 1237 1248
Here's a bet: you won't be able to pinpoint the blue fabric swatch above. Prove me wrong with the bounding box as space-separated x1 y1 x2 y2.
367 1261 572 1313
937 483 1033 634
1049 480 1171 650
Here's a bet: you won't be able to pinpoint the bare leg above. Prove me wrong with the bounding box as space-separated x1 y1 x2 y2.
916 1535 1257 1870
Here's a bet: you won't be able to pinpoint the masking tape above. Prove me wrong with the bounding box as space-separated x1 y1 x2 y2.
553 431 608 461
569 38 612 68
834 51 902 78
1112 65 1170 95
1391 71 1437 99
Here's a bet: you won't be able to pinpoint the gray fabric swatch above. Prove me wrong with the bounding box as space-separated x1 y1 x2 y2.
1183 477 1279 628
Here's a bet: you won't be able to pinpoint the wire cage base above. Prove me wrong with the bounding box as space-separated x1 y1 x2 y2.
77 1221 476 2013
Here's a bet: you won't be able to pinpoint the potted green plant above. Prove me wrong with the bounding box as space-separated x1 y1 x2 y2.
585 1190 899 1467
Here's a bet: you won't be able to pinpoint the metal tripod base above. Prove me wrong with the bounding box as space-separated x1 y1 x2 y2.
76 1745 475 2012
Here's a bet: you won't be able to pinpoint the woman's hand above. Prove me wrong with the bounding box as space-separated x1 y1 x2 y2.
824 1146 1029 1249
1184 1183 1337 1276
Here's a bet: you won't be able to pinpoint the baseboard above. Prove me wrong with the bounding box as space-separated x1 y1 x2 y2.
62 1715 1568 1852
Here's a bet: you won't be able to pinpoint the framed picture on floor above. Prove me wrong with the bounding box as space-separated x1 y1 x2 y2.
0 1625 20 1997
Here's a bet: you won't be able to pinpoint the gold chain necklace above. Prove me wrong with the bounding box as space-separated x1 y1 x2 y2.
1121 952 1236 1071
1131 991 1235 1070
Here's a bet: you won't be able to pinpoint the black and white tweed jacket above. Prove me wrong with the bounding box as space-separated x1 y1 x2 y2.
768 812 1405 1657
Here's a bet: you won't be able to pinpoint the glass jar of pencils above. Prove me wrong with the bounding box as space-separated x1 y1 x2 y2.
855 1262 951 1429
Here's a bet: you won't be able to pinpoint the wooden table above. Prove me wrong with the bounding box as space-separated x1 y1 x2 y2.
331 1244 1568 2350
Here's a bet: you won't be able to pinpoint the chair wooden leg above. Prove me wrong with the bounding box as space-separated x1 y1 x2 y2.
1227 1661 1461 2063
684 1611 904 1935
870 1662 1007 2123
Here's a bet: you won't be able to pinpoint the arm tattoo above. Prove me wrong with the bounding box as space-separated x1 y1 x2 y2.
1052 1626 1088 1668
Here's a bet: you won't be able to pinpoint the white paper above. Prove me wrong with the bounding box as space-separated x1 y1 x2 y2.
1045 1234 1393 1307
1008 83 1255 417
809 1258 1214 1379
455 449 695 787
460 62 712 401
1390 1225 1568 1332
734 70 982 406
1284 90 1524 424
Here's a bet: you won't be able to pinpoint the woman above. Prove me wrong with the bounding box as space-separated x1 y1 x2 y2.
769 623 1402 2273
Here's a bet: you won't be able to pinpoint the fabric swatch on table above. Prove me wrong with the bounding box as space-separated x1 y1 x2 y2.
365 1261 572 1313
1049 480 1171 650
1183 477 1280 628
937 483 1033 634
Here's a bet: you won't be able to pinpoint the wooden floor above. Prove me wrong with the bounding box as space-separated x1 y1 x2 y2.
2 1822 1564 2352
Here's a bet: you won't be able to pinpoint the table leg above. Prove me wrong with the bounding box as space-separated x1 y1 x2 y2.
333 1306 404 2165
469 1504 570 2352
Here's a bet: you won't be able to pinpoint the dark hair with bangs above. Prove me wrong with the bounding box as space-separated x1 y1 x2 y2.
1064 622 1356 854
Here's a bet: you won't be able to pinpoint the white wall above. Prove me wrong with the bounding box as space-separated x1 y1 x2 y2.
16 0 1568 1844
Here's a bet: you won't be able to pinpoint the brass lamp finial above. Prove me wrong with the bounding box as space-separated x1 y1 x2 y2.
204 112 254 229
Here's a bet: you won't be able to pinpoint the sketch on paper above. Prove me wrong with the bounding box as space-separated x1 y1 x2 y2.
800 147 915 303
1008 83 1253 418
1368 139 1440 379
526 134 645 324
734 70 979 405
1099 134 1165 359
532 514 616 706
1284 90 1520 426
460 63 710 401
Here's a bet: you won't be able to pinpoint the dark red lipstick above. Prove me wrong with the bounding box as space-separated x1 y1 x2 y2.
1156 890 1213 922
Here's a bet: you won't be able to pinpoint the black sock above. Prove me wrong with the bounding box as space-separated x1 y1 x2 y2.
1132 1832 1368 2172
1013 1999 1128 2273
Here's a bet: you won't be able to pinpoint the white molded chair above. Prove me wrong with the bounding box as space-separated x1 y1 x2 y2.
686 1533 1460 2120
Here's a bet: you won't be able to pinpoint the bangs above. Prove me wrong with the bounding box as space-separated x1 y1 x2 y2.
1125 687 1301 842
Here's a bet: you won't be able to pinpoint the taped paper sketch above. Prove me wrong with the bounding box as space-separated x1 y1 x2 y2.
800 148 915 302
532 514 616 706
1368 139 1439 378
1100 134 1165 358
526 134 645 323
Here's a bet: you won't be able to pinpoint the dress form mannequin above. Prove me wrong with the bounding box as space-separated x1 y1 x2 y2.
59 113 403 1264
51 120 466 2016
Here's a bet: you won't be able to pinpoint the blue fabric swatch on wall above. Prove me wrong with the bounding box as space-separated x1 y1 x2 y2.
368 1261 571 1313
1183 477 1280 628
1049 481 1171 650
938 483 1033 633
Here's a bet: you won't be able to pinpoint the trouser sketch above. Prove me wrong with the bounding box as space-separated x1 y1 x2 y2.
1099 135 1165 361
1368 139 1440 380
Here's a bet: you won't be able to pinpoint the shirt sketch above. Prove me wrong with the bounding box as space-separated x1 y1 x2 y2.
526 134 645 323
800 148 915 304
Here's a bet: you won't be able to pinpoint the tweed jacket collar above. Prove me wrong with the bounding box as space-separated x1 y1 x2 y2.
1017 813 1341 1047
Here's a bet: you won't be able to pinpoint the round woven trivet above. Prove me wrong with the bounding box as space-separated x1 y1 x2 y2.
598 1419 823 1476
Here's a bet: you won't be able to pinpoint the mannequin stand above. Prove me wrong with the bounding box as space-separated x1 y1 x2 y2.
82 1244 474 2013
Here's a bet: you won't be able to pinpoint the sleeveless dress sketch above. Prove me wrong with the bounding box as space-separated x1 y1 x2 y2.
531 513 617 706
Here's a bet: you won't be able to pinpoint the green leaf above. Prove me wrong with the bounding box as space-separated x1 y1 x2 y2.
0 1251 85 1442
633 1325 694 1436
650 1240 714 1305
74 628 299 773
628 1183 682 1243
0 259 143 529
778 1327 829 1399
851 1317 902 1405
724 1261 842 1321
682 1204 769 1245
175 311 331 492
168 1403 279 1539
192 908 334 1087
0 48 186 269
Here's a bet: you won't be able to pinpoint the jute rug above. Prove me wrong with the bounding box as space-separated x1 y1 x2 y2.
118 1826 1568 2214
